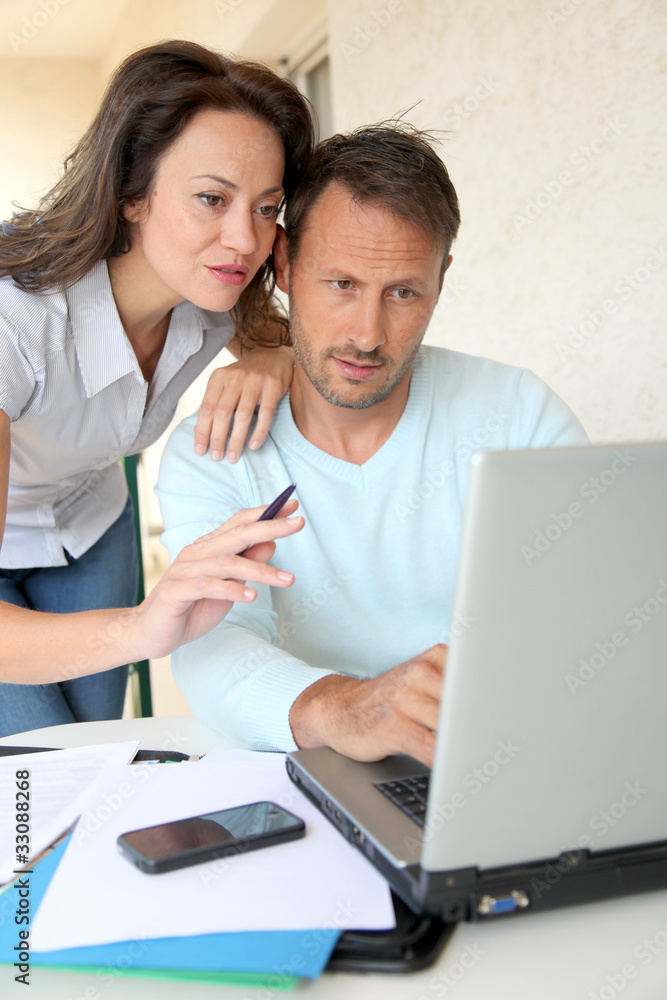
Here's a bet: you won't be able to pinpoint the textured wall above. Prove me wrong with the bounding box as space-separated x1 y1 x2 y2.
328 0 667 442
0 58 99 218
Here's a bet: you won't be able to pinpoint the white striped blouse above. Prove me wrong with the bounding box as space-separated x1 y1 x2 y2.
0 260 233 569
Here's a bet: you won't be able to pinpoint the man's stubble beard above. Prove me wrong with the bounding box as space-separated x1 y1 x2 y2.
287 291 421 411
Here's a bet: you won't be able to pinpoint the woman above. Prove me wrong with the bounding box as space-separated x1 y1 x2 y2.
0 40 313 736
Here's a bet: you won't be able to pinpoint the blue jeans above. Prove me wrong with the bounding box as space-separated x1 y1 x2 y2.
0 499 139 738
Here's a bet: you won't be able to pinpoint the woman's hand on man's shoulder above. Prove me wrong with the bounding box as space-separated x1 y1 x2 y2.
193 344 294 463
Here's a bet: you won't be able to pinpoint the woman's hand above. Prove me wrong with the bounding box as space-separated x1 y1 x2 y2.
129 499 303 660
194 344 294 463
0 500 303 685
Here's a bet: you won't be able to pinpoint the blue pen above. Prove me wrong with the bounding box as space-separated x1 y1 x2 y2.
256 483 297 522
240 483 297 555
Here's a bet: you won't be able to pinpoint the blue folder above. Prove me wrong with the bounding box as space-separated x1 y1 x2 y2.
0 837 339 983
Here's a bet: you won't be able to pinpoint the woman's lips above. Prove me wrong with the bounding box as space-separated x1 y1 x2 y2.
332 357 383 381
206 265 248 286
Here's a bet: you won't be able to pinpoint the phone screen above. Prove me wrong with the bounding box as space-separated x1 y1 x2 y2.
118 801 304 873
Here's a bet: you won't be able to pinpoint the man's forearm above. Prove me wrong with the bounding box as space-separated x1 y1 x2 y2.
289 674 361 750
288 645 446 767
289 673 408 762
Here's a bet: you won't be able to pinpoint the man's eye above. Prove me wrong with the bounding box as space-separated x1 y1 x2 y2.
390 287 415 299
331 279 353 290
198 193 225 208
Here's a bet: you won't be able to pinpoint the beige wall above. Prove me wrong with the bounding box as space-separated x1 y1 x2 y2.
327 0 667 443
0 57 100 217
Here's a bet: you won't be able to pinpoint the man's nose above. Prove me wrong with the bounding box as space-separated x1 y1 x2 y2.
348 297 386 353
220 205 258 256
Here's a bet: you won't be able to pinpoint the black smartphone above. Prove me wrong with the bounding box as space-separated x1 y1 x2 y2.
117 800 305 874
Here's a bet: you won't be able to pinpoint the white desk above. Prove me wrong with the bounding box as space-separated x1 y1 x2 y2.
2 717 667 999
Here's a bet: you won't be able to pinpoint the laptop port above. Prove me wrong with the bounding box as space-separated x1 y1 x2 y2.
325 799 334 812
477 890 529 916
352 825 366 844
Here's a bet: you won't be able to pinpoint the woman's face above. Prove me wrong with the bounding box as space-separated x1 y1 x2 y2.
125 108 285 312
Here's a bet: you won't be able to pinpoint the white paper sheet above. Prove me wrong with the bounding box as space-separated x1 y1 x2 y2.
0 741 140 885
32 756 395 950
199 747 281 764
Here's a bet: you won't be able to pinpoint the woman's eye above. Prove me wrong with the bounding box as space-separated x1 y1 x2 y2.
332 279 353 290
256 205 279 218
198 193 224 208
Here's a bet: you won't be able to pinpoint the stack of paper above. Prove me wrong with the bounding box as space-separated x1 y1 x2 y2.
0 741 140 884
0 748 395 987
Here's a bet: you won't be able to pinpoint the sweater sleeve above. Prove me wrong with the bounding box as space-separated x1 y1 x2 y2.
510 368 589 449
155 415 336 751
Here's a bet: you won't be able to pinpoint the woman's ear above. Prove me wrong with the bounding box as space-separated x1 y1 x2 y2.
273 226 289 293
120 198 147 225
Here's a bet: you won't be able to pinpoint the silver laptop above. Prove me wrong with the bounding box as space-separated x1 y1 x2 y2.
287 442 667 921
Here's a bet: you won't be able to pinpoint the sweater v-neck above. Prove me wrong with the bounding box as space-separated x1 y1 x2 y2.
270 348 432 487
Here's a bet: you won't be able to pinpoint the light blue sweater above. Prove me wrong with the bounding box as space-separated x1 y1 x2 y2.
157 346 588 751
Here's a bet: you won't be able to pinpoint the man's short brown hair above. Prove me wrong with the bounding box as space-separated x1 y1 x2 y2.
284 122 461 277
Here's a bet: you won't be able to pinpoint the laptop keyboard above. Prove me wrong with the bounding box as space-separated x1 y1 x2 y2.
374 774 430 828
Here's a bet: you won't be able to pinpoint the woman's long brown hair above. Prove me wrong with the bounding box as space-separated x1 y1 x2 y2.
0 40 315 348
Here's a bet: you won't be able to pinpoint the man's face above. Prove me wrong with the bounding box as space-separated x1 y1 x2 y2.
275 183 448 410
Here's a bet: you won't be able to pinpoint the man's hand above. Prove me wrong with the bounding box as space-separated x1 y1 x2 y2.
288 644 446 767
194 345 294 462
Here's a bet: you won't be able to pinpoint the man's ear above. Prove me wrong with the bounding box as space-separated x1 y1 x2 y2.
439 253 453 292
273 226 290 293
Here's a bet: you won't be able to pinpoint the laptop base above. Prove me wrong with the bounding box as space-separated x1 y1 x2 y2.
287 754 667 922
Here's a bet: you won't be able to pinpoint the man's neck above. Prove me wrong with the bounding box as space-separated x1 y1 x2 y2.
288 366 412 465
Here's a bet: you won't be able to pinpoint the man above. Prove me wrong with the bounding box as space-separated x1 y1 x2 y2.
157 124 587 767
